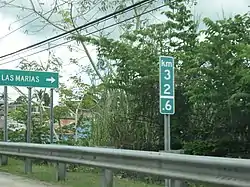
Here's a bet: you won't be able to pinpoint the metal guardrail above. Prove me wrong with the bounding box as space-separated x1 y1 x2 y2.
0 142 249 187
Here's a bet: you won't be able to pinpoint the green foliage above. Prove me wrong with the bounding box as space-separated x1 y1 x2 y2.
9 104 27 123
54 105 70 121
4 1 250 185
182 13 250 157
73 0 197 151
5 0 250 178
70 1 250 159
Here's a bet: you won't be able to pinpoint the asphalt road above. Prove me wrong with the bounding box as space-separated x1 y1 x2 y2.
0 172 61 187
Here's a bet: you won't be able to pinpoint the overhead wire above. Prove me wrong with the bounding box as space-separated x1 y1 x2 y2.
0 3 166 66
0 0 118 62
1 0 153 61
0 1 68 41
0 0 154 61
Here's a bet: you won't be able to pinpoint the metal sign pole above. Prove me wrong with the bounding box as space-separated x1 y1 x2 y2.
164 115 171 151
164 114 171 187
25 87 32 173
4 86 8 143
160 56 175 187
27 87 32 143
50 88 54 144
1 86 8 165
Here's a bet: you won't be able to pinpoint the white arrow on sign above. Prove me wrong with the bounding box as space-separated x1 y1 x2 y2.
46 77 55 83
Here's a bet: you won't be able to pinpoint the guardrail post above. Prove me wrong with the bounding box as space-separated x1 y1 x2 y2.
25 158 32 173
0 155 8 166
101 168 113 187
98 146 113 187
160 150 187 187
56 162 66 181
170 179 187 187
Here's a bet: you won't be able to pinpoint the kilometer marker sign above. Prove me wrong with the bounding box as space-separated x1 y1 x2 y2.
159 56 175 115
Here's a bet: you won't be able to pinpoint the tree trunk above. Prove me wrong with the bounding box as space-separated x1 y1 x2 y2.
74 108 79 142
58 119 63 140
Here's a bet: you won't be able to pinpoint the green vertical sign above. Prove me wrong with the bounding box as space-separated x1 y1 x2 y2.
0 69 59 88
159 56 175 114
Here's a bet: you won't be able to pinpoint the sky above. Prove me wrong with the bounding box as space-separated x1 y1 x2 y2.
0 0 249 105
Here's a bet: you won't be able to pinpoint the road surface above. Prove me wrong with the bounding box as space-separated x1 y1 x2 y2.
0 172 62 187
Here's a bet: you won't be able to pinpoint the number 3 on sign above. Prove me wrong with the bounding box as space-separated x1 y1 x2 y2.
164 69 170 80
165 100 172 111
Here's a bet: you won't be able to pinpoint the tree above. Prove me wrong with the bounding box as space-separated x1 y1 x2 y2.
13 96 27 104
4 0 250 162
58 83 95 142
183 13 250 157
34 90 50 106
54 105 70 139
74 0 198 150
1 0 166 83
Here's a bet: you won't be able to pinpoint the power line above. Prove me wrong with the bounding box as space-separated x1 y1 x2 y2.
0 0 150 63
0 1 103 39
0 1 67 41
0 0 106 40
0 0 153 60
0 1 107 62
0 4 165 66
1 4 165 65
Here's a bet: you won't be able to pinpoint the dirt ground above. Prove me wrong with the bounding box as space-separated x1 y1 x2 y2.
0 172 62 187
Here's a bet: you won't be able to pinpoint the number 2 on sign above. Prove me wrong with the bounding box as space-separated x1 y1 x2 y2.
164 69 171 80
164 84 170 94
165 100 172 111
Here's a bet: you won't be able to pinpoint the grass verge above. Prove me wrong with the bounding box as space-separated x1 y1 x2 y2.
0 158 161 187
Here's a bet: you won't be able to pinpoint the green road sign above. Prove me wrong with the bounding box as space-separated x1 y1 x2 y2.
0 69 59 88
159 56 175 115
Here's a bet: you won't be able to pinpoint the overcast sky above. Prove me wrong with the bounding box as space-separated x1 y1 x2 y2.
0 0 249 104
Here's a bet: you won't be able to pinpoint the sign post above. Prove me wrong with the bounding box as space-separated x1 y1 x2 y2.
159 56 175 187
25 87 32 173
50 88 54 144
1 86 8 165
3 86 8 144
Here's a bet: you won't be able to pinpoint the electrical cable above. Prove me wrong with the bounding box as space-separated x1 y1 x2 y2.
0 4 165 66
0 1 105 62
0 4 139 61
0 0 153 60
0 0 152 62
0 1 67 41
